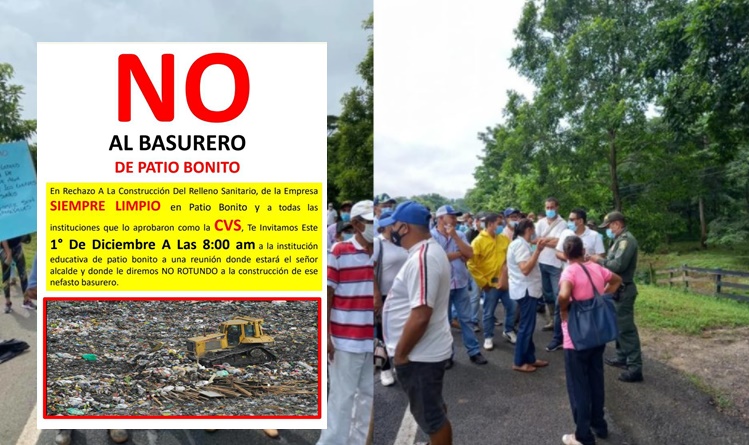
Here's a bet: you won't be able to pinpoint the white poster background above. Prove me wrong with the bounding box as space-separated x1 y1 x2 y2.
36 42 327 430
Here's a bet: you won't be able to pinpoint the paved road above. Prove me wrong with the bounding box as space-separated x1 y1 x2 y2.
1 283 37 445
374 314 749 444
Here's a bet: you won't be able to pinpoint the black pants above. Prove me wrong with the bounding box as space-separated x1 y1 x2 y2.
564 345 607 445
2 246 27 300
375 294 390 370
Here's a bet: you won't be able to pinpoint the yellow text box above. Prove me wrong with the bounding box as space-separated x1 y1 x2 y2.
46 182 324 291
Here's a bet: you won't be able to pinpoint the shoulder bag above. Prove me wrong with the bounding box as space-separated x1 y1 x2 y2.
567 263 619 350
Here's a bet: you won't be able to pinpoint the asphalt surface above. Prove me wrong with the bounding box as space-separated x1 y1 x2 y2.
374 312 749 445
1 283 37 445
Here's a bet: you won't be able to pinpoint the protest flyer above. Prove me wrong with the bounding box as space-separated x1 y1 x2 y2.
36 42 326 430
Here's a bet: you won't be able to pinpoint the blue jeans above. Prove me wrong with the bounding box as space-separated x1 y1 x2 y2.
447 287 480 357
468 276 480 325
540 263 563 344
514 294 538 366
482 288 516 339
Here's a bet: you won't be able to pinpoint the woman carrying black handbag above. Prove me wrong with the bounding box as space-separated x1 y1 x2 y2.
558 236 622 445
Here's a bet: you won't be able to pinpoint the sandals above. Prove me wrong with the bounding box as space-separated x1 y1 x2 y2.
529 360 549 368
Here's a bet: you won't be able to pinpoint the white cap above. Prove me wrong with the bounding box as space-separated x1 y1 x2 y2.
351 200 374 221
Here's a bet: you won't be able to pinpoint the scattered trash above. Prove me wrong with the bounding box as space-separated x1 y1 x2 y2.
46 300 318 416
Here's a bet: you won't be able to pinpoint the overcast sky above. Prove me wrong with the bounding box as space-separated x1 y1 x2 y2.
375 1 535 200
0 0 371 120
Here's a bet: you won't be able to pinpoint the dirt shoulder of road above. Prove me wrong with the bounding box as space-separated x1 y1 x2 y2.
641 326 749 424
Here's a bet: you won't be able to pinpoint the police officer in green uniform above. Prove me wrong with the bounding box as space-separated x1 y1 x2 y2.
590 211 643 383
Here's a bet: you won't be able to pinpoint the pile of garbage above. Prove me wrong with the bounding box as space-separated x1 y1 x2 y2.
46 300 318 416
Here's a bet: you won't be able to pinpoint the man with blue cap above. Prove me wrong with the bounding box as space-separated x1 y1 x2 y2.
380 201 454 445
431 205 486 365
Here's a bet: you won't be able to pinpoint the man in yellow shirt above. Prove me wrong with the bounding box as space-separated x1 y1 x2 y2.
467 213 516 350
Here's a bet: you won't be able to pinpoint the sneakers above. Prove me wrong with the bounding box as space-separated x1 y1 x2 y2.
380 369 396 386
541 323 554 331
4 303 11 314
469 353 488 365
562 434 583 445
605 357 627 369
503 331 517 344
545 340 562 352
483 338 494 351
22 300 36 310
618 370 644 383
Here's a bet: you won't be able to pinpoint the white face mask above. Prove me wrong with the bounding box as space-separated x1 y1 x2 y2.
362 224 374 243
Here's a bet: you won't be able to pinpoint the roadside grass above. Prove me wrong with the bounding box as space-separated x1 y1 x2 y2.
641 241 749 273
638 285 749 335
686 373 733 411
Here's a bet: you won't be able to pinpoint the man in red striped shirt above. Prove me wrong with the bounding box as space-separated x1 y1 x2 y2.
317 200 375 445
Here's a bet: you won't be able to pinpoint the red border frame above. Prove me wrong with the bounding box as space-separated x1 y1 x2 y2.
43 297 322 420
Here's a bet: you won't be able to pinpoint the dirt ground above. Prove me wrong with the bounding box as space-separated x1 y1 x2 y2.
640 326 749 423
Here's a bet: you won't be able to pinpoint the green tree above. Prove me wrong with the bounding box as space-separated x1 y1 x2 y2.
0 63 36 143
328 14 373 204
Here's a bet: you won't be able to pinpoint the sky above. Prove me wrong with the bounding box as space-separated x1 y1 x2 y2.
0 0 371 119
375 0 535 200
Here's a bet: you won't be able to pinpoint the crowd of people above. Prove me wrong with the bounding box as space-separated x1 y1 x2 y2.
324 194 643 445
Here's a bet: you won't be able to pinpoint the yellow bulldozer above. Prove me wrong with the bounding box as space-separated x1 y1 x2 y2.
186 316 278 367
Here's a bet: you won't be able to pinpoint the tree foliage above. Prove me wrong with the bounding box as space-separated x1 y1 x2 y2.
327 13 373 205
0 63 36 143
470 0 749 252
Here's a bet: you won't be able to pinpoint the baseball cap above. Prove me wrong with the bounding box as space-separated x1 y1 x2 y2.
503 208 521 218
351 200 374 221
435 205 462 218
599 211 625 228
374 193 396 206
378 201 431 228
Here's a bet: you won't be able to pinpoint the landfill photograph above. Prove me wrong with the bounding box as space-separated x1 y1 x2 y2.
45 299 319 417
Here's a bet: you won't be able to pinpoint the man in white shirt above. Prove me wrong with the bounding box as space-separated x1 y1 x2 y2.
555 208 605 263
380 201 453 445
534 197 568 352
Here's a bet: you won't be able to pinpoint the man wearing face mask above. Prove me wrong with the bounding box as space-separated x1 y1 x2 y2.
589 211 643 383
380 201 454 445
374 193 397 218
431 205 486 366
535 197 567 353
502 208 521 240
373 209 409 386
319 200 375 445
327 201 353 250
468 213 517 350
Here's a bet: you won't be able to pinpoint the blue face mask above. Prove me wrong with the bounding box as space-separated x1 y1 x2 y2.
341 212 351 222
495 225 504 235
546 210 557 218
567 221 576 231
606 228 615 240
343 233 354 241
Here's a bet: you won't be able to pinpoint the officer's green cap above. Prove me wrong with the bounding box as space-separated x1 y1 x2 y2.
599 211 625 228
